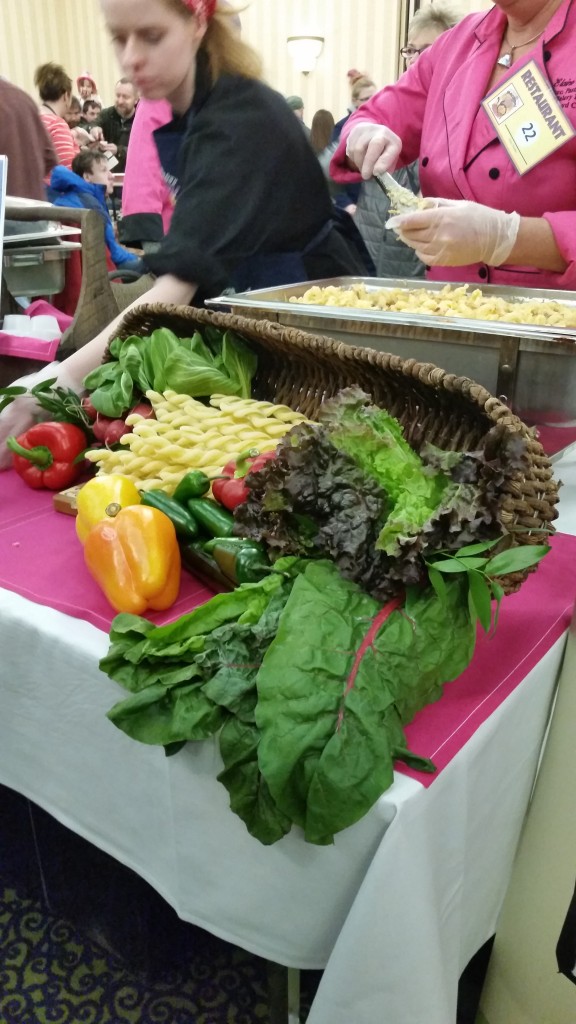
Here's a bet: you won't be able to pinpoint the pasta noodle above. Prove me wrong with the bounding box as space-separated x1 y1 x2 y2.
84 389 310 494
292 282 576 329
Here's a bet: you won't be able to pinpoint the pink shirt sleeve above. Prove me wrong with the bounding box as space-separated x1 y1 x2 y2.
40 112 79 171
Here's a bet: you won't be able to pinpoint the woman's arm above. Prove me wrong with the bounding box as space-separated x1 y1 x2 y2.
508 218 567 273
0 274 196 469
60 274 196 386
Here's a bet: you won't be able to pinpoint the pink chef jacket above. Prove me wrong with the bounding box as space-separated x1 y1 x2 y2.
331 0 576 290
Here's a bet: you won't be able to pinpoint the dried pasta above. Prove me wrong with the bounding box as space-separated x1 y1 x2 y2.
84 389 310 493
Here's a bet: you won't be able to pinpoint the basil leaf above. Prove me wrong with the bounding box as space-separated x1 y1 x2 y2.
485 544 550 576
427 565 447 602
467 569 493 634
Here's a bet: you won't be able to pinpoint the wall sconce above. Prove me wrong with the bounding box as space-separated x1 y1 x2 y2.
287 35 324 75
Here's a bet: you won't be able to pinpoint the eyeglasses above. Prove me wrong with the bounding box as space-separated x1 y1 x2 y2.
400 44 431 60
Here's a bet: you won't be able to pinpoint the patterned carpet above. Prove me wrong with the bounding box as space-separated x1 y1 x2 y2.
0 786 317 1024
0 884 272 1024
0 785 486 1024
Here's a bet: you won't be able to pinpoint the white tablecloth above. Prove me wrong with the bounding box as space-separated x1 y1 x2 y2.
1 445 574 1024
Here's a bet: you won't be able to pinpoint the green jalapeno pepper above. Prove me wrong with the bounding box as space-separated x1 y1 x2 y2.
172 470 211 504
140 489 199 540
186 498 235 538
203 537 270 585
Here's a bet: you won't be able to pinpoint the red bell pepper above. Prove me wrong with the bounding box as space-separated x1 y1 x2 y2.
6 422 87 490
212 449 277 510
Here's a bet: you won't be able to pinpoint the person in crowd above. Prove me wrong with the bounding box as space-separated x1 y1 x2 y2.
64 94 96 147
76 72 101 105
0 0 365 464
330 70 377 213
285 95 310 137
34 62 81 171
332 0 575 290
309 109 344 202
0 77 57 200
79 98 103 129
90 78 139 172
64 94 82 130
332 70 377 145
354 2 463 279
47 150 144 273
119 98 174 251
310 109 335 157
77 72 98 100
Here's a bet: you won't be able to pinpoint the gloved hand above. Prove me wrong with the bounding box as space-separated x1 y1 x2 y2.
387 199 521 267
0 360 84 470
345 122 402 180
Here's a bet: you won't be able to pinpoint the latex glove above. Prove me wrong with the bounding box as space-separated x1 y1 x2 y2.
345 122 402 180
0 361 84 470
387 199 521 267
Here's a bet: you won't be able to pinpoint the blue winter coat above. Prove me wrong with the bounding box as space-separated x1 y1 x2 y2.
47 166 143 271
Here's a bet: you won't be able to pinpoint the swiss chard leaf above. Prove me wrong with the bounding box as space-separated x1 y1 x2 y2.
256 562 476 844
106 680 225 745
217 718 292 845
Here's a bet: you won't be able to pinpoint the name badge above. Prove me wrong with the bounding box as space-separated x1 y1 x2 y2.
482 59 574 175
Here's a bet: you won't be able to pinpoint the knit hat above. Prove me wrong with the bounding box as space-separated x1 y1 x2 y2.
77 71 97 92
286 95 304 111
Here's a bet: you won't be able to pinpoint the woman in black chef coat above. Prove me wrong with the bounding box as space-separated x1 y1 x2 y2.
0 0 364 459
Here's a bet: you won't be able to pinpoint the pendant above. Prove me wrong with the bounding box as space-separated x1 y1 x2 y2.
497 52 512 68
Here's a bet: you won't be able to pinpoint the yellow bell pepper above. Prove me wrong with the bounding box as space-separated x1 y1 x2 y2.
76 474 141 543
84 505 181 615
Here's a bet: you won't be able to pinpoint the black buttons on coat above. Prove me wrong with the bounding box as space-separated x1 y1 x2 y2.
488 167 500 179
421 156 429 166
544 50 552 61
478 266 488 280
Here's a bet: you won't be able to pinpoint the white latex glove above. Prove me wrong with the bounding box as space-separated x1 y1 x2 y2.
387 199 521 267
345 122 402 180
0 361 84 470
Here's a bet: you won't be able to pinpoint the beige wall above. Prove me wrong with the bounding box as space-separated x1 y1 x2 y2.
0 0 492 117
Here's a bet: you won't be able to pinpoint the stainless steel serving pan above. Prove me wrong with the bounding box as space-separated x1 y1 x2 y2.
207 277 576 426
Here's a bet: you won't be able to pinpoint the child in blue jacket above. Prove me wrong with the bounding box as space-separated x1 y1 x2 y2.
48 151 144 273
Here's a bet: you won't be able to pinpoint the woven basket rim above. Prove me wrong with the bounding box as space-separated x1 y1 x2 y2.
110 301 542 435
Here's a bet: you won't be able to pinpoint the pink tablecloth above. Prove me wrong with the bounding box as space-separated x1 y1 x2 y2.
1 469 575 784
0 471 215 631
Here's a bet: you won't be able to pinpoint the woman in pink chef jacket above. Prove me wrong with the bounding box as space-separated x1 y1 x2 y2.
330 0 576 291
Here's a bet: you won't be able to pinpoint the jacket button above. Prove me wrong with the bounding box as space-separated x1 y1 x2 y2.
421 156 429 167
489 167 500 180
543 50 552 61
478 266 488 280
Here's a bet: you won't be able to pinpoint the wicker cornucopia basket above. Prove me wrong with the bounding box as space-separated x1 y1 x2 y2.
110 303 559 594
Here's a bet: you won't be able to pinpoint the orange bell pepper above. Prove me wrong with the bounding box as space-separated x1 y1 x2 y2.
84 504 181 615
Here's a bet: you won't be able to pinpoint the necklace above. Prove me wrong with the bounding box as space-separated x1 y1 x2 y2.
497 29 543 68
41 102 59 116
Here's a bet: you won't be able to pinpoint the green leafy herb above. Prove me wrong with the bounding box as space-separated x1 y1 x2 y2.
426 540 550 633
83 326 257 417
